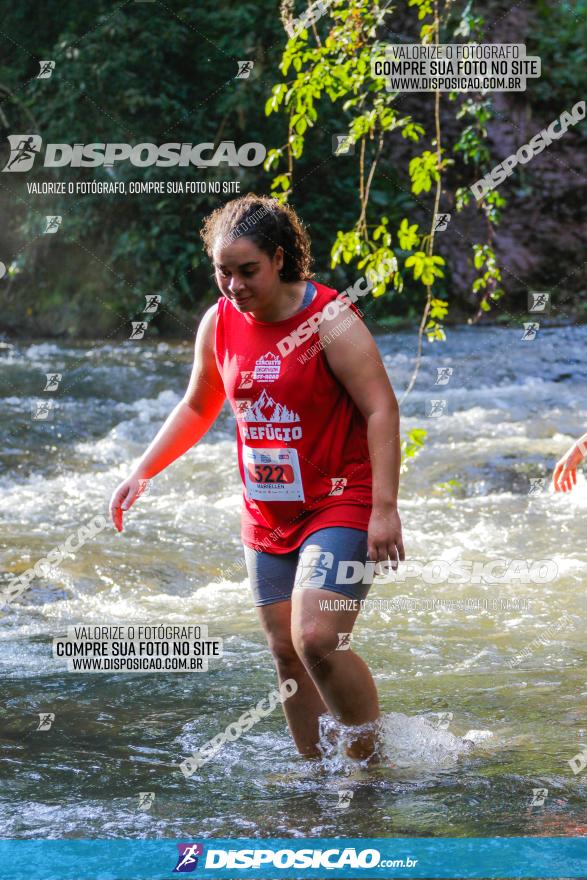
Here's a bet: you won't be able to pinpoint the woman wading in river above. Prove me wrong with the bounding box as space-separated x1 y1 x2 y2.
109 194 404 762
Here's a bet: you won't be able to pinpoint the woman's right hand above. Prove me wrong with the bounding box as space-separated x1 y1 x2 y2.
552 440 586 493
109 474 150 532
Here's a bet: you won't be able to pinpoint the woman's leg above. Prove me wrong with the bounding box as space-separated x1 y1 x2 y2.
290 528 380 760
255 600 329 757
291 590 380 759
244 544 329 757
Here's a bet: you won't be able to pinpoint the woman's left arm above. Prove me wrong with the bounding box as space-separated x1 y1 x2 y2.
318 306 405 568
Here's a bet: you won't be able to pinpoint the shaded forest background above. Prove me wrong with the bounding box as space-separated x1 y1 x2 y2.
0 0 585 339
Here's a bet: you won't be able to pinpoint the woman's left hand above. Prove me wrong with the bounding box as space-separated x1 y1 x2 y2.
367 504 405 570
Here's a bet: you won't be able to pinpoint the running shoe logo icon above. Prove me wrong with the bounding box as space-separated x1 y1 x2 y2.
528 292 550 313
336 789 354 809
329 477 347 496
173 843 203 873
530 788 548 806
296 547 334 588
2 135 42 172
36 713 55 730
37 60 55 79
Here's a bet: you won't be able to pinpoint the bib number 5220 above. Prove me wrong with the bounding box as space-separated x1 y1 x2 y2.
251 463 294 484
243 447 304 501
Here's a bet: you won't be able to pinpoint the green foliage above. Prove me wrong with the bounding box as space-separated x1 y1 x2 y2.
2 0 581 339
400 428 427 473
397 219 420 251
471 244 504 313
409 151 440 194
262 0 521 358
530 0 587 111
0 0 297 333
404 252 445 286
434 479 463 497
425 298 449 341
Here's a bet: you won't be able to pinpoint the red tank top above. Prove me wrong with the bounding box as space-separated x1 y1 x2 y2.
214 280 372 553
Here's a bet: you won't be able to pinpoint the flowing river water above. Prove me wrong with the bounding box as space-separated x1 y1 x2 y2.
1 325 586 841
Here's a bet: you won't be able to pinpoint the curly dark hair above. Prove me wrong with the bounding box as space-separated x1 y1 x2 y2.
200 193 314 283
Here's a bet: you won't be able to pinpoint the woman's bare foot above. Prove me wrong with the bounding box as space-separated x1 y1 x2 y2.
344 718 382 762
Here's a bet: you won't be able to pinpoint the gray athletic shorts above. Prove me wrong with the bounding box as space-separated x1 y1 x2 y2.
243 526 374 607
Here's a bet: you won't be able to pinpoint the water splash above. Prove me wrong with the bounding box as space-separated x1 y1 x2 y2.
317 711 492 773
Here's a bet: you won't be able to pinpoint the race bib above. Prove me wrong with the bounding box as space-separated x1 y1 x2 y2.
243 447 305 502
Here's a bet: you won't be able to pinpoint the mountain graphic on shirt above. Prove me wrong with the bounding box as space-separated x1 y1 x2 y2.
257 351 279 363
242 388 300 423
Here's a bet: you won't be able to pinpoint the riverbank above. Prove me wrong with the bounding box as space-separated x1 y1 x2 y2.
0 304 584 342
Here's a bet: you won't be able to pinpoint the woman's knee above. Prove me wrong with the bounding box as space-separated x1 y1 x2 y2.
266 634 302 670
292 623 339 666
256 600 300 669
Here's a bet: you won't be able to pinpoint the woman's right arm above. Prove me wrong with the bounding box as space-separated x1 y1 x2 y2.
109 303 226 532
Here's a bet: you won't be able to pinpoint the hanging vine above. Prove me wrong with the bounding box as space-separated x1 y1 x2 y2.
267 0 506 455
